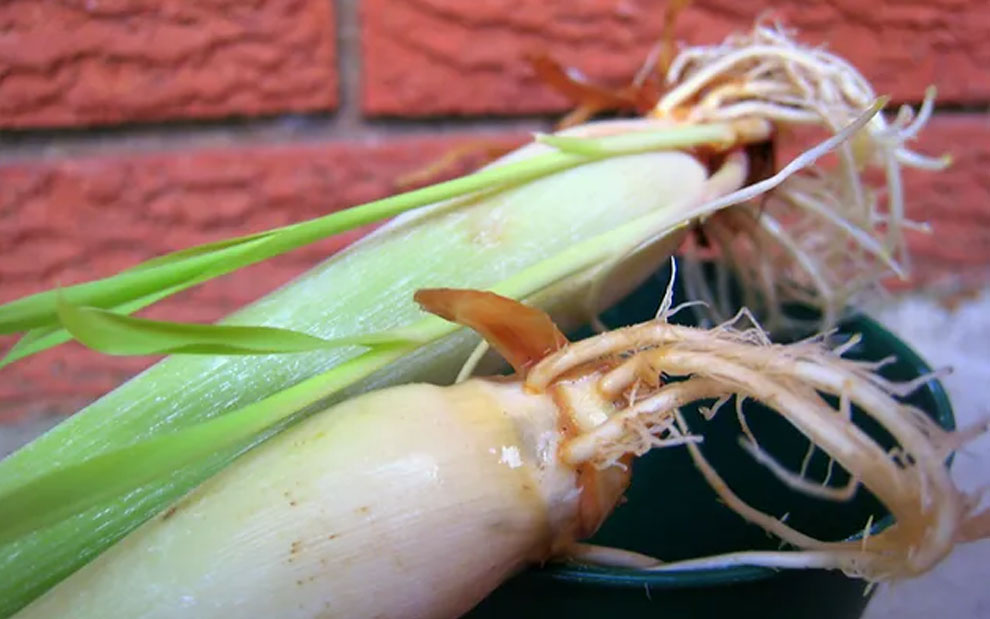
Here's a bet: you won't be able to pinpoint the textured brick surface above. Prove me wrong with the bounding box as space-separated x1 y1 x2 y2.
362 0 990 116
900 114 990 286
0 0 337 129
0 135 510 422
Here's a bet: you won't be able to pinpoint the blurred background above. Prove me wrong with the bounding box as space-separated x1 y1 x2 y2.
1 1 987 617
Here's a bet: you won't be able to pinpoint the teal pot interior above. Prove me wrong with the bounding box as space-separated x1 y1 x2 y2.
467 261 954 619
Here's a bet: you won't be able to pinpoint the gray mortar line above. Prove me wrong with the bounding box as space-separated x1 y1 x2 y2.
0 114 553 164
0 0 985 166
330 0 364 135
2 103 984 164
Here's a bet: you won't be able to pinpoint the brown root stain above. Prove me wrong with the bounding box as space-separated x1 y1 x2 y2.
526 0 693 129
525 52 652 128
415 288 567 375
549 382 632 540
549 385 580 442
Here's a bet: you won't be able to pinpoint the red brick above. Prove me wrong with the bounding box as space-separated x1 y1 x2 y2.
0 134 518 423
361 0 990 116
899 114 990 287
0 0 336 129
773 113 990 287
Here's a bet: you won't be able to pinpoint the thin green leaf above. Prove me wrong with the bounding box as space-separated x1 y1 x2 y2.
0 235 276 335
124 230 277 272
55 295 417 356
537 123 734 156
0 121 734 340
535 133 612 156
0 281 200 368
0 342 414 544
0 328 61 369
0 243 304 368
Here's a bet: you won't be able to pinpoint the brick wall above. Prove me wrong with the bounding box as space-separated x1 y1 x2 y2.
2 0 989 423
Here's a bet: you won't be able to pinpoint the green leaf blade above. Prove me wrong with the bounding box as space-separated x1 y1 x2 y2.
122 230 277 272
0 328 68 370
54 296 418 357
0 235 277 335
1 281 212 369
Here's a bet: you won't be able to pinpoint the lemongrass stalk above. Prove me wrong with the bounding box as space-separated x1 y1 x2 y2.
0 120 731 617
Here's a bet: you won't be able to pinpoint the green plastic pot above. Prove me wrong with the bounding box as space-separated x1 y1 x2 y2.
467 263 954 619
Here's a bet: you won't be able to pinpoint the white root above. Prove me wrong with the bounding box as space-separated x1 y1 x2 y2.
654 21 949 330
534 308 987 581
583 91 888 334
738 436 860 502
564 378 721 467
455 339 490 383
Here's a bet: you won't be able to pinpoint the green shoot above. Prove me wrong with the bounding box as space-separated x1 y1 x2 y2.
54 294 419 356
